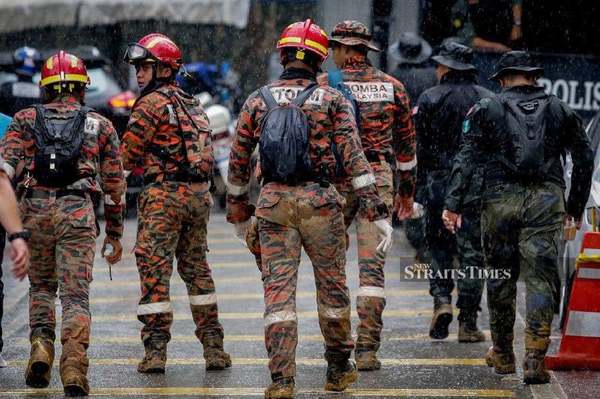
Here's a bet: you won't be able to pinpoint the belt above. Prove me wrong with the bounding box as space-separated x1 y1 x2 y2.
144 173 209 186
24 189 87 200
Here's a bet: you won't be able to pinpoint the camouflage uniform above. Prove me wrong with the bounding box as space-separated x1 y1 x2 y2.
318 42 416 355
2 95 124 381
227 70 388 381
445 84 593 366
121 82 229 368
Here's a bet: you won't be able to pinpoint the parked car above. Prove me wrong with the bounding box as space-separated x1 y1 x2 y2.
1 46 135 134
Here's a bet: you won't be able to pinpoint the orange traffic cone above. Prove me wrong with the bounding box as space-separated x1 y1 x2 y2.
546 232 600 370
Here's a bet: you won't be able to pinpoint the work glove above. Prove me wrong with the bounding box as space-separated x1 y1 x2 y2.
374 219 394 253
234 218 253 247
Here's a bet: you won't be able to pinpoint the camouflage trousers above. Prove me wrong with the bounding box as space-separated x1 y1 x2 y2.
481 182 564 351
338 161 394 352
424 171 484 312
256 182 354 380
135 182 224 346
21 194 96 374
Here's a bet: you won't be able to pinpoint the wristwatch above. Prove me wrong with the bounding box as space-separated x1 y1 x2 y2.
8 230 31 242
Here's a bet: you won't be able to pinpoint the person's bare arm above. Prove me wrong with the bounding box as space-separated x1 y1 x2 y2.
0 171 29 280
511 2 523 42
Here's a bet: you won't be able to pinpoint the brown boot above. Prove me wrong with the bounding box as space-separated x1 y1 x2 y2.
202 333 231 371
523 350 550 384
61 366 90 397
324 360 358 391
137 339 167 374
25 337 54 388
485 345 516 374
355 350 381 371
458 310 485 343
429 297 453 340
264 377 295 399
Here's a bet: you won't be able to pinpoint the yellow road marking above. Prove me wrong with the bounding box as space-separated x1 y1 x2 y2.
92 275 261 287
90 288 430 305
91 270 408 288
6 357 487 368
91 308 448 323
0 387 514 397
93 257 403 273
12 331 489 346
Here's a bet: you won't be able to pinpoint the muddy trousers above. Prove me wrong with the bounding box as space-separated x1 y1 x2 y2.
135 183 224 346
481 182 564 351
339 163 394 352
257 183 354 380
21 195 97 375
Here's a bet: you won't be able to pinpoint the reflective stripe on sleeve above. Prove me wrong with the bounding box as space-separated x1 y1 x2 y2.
351 173 376 190
227 182 249 196
264 310 297 327
565 311 600 337
397 157 417 171
189 293 218 306
137 301 173 316
357 286 386 298
578 268 600 280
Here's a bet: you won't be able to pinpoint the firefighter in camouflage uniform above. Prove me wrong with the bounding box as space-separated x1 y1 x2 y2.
121 33 230 374
318 20 417 371
3 51 125 396
227 20 393 398
443 51 594 384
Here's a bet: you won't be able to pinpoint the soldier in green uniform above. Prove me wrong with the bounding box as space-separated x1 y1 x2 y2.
443 51 594 384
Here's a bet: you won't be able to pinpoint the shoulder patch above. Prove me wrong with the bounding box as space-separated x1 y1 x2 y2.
462 119 471 134
84 117 99 136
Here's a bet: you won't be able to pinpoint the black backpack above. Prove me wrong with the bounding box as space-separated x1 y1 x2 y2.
32 104 89 187
497 95 552 180
258 83 318 184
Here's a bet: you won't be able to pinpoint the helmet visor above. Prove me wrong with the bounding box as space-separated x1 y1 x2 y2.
124 44 154 64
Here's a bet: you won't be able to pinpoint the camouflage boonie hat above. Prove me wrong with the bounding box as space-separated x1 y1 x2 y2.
329 20 381 52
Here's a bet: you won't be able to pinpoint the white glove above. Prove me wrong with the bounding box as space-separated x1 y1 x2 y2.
374 219 394 253
234 218 253 247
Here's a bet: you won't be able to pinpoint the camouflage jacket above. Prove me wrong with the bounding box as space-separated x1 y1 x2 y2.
121 82 213 183
227 70 388 223
2 95 125 238
318 55 416 199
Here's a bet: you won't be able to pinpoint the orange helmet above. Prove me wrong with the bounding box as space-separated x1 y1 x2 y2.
277 19 329 61
124 33 182 70
40 51 89 90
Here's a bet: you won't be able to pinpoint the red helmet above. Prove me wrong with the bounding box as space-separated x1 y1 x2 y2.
277 19 329 61
40 51 89 89
124 33 182 69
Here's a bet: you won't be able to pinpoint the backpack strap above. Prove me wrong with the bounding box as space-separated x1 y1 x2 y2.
259 85 279 110
292 83 318 107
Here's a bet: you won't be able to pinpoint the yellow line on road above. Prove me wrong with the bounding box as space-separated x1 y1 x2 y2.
93 257 403 273
6 357 487 368
14 330 480 346
90 288 430 305
91 270 409 288
0 387 514 397
92 308 445 323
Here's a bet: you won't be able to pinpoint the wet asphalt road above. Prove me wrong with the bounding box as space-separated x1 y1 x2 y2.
0 210 598 398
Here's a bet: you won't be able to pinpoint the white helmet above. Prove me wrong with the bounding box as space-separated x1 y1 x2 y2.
206 104 232 136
